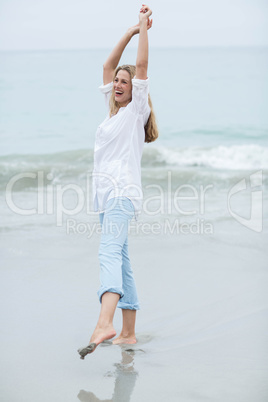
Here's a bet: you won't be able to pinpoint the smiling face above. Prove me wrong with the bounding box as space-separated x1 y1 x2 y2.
113 69 132 107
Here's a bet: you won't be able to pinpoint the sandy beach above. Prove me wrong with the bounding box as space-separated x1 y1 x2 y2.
0 215 267 402
1 46 268 402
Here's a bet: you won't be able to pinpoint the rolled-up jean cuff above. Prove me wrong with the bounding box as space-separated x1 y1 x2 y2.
97 287 124 303
117 301 140 310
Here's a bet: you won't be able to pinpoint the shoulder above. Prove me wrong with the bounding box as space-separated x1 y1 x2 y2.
128 77 150 115
132 77 149 89
99 82 113 94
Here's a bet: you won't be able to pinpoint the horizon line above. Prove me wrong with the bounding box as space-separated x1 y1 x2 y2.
0 45 268 53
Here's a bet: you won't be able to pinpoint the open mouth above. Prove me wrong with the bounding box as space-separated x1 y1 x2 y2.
115 91 123 96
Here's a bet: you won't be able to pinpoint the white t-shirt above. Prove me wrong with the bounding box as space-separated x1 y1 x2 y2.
92 77 151 220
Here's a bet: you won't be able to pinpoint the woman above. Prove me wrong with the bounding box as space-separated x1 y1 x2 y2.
78 4 158 359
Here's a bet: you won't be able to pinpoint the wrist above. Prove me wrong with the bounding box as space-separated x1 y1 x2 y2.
126 28 135 38
139 18 147 26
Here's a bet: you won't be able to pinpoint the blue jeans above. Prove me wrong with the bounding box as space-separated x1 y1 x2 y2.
97 197 140 310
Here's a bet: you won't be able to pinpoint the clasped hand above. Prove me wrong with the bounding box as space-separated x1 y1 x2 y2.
128 4 153 36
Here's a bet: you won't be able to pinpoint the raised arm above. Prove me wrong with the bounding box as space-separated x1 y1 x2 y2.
136 4 153 80
103 7 153 85
103 22 144 85
103 30 133 85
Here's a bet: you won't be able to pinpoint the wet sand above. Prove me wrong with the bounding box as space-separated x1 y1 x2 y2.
0 219 268 402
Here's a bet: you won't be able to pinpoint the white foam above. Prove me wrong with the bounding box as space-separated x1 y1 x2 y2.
144 144 268 170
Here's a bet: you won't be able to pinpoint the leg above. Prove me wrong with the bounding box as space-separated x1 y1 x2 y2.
78 198 134 358
78 291 119 359
97 198 134 302
117 237 140 310
113 227 140 345
90 291 119 344
113 309 137 344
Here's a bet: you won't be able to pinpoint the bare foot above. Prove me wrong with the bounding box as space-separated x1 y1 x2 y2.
90 326 116 345
112 336 137 345
78 326 116 359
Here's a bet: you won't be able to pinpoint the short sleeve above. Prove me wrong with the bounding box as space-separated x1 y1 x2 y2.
128 77 151 115
99 82 113 110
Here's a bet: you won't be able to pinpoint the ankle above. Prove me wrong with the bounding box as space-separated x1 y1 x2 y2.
96 321 114 330
120 331 136 339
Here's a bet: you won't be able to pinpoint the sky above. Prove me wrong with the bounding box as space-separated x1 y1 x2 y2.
0 0 267 51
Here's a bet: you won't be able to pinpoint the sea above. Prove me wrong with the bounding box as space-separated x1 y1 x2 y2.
0 47 268 402
0 47 268 236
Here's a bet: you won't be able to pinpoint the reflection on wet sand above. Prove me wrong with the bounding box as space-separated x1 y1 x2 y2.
77 346 141 402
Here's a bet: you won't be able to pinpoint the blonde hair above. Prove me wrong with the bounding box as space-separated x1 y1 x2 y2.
109 65 159 143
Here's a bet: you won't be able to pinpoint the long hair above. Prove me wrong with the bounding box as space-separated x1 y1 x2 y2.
109 65 159 143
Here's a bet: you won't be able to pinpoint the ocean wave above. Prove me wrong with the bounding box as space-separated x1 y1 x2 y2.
142 144 268 170
0 144 267 191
